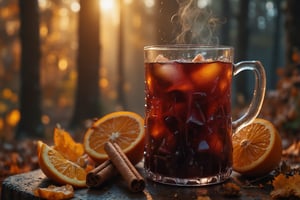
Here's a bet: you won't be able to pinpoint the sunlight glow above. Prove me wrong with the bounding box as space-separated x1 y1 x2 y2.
197 0 211 8
70 1 80 12
38 0 51 10
58 58 68 71
6 109 20 127
0 118 4 130
2 88 13 99
144 0 155 8
266 1 276 17
124 0 133 5
99 78 109 89
42 115 50 125
99 0 115 11
0 102 7 113
38 0 48 9
40 24 48 38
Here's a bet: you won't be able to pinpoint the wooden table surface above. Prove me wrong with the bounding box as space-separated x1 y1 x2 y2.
1 162 275 200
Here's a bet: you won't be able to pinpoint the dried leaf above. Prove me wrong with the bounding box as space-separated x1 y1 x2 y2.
283 140 300 157
53 127 84 162
275 160 300 177
270 174 300 199
0 140 38 180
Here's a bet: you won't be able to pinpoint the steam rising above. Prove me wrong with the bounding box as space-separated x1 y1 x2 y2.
172 0 220 44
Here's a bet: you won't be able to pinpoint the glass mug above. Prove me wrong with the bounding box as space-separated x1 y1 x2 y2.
144 45 266 186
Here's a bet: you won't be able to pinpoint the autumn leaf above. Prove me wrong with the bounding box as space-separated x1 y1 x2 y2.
270 174 300 199
53 126 85 163
283 140 300 157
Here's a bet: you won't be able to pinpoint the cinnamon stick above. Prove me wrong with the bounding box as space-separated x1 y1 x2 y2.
86 160 117 187
104 141 145 192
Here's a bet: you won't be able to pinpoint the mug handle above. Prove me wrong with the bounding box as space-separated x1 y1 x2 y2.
232 61 266 133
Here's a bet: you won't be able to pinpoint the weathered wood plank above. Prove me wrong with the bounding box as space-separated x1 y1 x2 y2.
1 163 272 200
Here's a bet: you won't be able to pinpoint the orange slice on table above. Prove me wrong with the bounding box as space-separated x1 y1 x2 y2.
232 118 282 177
83 111 145 165
38 141 87 188
34 184 74 200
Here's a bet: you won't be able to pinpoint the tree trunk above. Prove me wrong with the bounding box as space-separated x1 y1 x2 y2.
269 0 282 88
116 0 127 109
16 0 44 139
71 0 101 127
236 0 250 62
220 0 231 45
285 0 300 67
234 0 250 101
155 0 179 44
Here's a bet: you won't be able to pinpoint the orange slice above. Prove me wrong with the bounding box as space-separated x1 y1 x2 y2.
83 111 145 165
232 118 282 177
38 141 87 188
34 184 74 199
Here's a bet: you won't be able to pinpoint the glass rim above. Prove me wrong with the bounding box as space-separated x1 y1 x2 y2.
144 44 233 51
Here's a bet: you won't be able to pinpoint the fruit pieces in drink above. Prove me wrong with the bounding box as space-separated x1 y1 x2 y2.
147 62 194 95
144 54 233 178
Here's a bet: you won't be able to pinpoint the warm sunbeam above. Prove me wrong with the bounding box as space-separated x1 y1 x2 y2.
99 0 116 12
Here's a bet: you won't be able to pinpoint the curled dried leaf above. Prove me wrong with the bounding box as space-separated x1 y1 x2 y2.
53 127 84 162
270 174 300 199
283 140 300 157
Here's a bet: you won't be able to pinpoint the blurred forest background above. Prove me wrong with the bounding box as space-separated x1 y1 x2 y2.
0 0 299 141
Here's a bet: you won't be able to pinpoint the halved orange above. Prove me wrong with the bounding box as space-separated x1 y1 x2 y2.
83 111 145 165
232 118 282 177
38 141 87 188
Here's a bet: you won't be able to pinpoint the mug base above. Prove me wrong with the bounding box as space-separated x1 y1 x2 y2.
144 168 232 186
